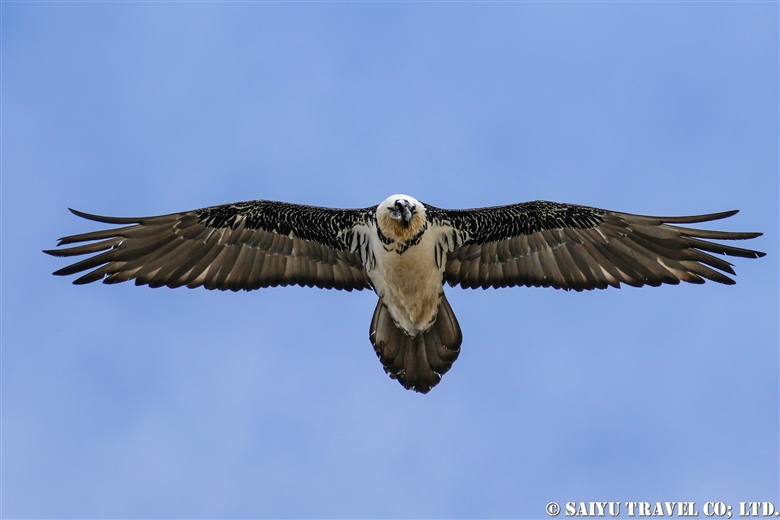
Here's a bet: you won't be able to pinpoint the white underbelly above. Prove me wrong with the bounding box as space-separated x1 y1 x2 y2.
368 232 444 336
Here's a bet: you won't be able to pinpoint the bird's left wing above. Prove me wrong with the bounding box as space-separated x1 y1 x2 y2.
425 200 765 291
44 200 375 291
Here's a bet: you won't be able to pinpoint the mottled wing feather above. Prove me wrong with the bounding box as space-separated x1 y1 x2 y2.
426 201 765 291
44 201 375 291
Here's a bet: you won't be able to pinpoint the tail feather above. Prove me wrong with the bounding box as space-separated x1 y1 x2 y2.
369 294 462 393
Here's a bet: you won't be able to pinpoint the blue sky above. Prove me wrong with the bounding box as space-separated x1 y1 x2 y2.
3 2 778 518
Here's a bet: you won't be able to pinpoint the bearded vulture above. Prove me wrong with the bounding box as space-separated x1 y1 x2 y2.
44 195 765 393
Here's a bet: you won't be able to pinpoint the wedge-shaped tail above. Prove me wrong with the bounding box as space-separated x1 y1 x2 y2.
369 294 462 393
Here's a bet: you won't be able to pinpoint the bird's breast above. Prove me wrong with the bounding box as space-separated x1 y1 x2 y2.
368 230 444 336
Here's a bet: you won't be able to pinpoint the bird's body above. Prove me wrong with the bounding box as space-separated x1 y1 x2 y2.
369 228 443 334
45 194 765 393
367 195 444 335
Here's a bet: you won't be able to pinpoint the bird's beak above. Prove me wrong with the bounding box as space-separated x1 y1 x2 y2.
401 206 413 227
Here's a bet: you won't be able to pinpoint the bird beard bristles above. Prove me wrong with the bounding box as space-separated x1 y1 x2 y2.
377 209 427 243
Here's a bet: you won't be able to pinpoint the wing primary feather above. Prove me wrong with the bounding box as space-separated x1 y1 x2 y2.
683 236 766 259
53 250 115 277
184 244 228 289
587 241 644 287
656 209 739 224
612 237 681 285
675 227 763 240
44 237 122 257
112 234 179 262
49 202 373 291
67 208 145 225
145 241 212 288
602 239 664 286
163 241 219 288
129 239 190 284
679 261 736 285
630 231 738 276
561 229 609 288
73 265 114 285
55 227 137 246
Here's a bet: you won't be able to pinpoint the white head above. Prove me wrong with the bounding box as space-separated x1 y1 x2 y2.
376 194 427 241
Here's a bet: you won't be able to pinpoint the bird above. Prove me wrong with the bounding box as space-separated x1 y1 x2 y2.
44 195 765 393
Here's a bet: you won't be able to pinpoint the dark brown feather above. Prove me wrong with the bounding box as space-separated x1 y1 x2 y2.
369 294 462 394
440 203 763 291
45 202 374 292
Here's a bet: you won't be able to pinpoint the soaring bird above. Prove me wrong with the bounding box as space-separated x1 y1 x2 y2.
45 195 765 393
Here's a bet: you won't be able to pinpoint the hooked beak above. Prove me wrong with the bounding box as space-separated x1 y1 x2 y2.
400 205 413 227
387 199 417 229
392 200 415 227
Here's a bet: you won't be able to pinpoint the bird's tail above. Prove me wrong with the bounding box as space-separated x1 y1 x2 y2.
369 294 462 393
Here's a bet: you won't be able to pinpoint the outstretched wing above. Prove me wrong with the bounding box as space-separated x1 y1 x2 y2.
44 200 375 291
425 200 765 291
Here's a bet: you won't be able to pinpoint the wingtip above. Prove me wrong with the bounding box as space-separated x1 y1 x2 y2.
68 207 98 220
44 247 77 257
67 208 142 224
659 209 740 224
716 209 740 219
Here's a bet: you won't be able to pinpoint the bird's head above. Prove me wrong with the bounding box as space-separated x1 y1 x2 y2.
377 194 426 241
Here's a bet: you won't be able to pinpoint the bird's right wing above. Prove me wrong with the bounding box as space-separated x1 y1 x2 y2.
44 200 376 291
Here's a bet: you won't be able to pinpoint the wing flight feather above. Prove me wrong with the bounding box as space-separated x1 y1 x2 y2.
44 200 375 291
426 201 764 291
